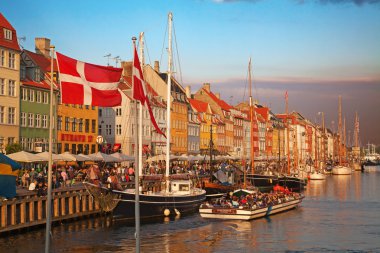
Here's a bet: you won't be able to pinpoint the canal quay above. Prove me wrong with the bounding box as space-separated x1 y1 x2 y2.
0 169 379 253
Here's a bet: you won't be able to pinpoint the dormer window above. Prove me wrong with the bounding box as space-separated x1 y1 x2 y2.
3 29 12 40
34 68 41 82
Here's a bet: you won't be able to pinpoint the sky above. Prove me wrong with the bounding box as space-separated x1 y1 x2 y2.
1 0 380 146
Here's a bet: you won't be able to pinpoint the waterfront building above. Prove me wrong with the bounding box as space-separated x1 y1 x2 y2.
144 61 188 155
0 13 21 153
187 106 200 156
20 46 59 152
188 98 216 154
236 101 259 157
194 83 234 154
230 108 245 157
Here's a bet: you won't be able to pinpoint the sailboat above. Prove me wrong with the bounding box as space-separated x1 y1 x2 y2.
309 122 326 180
108 13 206 220
332 96 352 175
242 58 279 192
352 112 361 171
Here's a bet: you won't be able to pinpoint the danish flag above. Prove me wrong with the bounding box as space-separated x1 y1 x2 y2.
56 52 122 107
132 45 166 138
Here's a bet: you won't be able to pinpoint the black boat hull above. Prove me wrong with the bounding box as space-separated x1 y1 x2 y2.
244 174 278 192
278 176 306 192
112 190 207 220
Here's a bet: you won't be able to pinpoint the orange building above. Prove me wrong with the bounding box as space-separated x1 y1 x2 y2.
57 104 98 154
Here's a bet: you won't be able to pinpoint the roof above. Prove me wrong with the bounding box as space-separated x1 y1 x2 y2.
23 49 58 72
0 13 21 51
189 98 209 113
22 78 52 90
202 88 233 111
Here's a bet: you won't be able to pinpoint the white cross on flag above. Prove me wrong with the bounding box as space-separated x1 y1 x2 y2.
132 45 166 138
56 52 122 107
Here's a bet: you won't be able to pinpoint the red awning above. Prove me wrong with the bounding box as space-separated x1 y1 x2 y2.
113 143 121 152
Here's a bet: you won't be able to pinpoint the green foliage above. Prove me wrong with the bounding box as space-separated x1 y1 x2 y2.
5 143 22 154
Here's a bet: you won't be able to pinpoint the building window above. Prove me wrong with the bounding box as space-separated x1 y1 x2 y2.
64 143 69 152
0 106 4 124
34 68 41 82
21 112 26 126
4 29 12 40
8 80 15 97
98 124 102 135
91 144 96 154
85 119 89 133
8 137 15 145
21 88 28 100
36 91 42 103
0 78 4 95
57 116 62 130
91 119 96 133
42 115 48 128
99 109 102 117
8 52 15 69
72 118 77 132
43 92 48 104
28 113 34 127
8 107 15 125
72 144 77 154
65 117 69 131
28 89 35 102
106 124 111 135
79 119 83 132
35 114 41 128
116 124 121 135
0 50 4 66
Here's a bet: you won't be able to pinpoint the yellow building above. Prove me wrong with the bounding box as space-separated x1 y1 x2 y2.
0 13 21 153
57 104 98 154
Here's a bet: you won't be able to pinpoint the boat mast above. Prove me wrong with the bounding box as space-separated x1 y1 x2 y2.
249 57 255 174
286 92 290 175
354 112 359 148
338 95 342 165
138 33 145 177
165 12 173 192
343 117 346 163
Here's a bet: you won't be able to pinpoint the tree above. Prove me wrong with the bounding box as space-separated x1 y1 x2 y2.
5 143 22 154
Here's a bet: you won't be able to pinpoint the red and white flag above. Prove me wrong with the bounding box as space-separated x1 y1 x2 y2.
132 45 166 138
56 52 122 107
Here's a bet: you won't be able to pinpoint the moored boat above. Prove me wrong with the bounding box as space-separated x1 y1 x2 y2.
332 165 352 175
199 191 303 220
309 171 326 180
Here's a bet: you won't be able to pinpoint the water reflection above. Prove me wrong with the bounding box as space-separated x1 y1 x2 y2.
1 171 380 252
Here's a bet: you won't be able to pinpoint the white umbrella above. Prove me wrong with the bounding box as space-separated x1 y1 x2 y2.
77 153 93 161
146 154 180 163
110 152 134 162
35 151 75 162
60 152 89 162
7 151 44 163
88 152 120 163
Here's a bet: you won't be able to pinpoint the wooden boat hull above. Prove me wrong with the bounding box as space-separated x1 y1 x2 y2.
199 197 303 220
244 174 278 192
112 189 207 220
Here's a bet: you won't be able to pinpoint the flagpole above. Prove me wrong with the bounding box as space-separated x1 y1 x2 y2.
132 37 140 253
166 12 173 192
45 45 55 253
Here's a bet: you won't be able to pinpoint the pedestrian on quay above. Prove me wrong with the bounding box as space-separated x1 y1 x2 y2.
28 180 37 191
21 170 30 188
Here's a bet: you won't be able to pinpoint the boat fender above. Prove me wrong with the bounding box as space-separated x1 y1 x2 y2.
174 208 181 216
164 209 170 216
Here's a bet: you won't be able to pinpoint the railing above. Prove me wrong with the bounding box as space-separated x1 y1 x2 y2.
0 187 101 233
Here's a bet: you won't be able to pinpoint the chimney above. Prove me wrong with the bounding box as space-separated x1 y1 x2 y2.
121 61 132 76
154 61 160 72
203 83 211 92
185 86 191 98
215 92 220 99
35 38 51 57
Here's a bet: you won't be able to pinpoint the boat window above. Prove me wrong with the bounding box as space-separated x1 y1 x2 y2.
179 184 189 191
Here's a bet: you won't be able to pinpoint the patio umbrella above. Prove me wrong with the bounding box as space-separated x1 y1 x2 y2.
110 152 134 162
61 152 90 162
0 153 22 198
7 151 44 163
77 153 93 161
88 152 120 163
35 151 75 162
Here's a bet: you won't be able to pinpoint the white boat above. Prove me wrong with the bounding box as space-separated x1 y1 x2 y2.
332 165 352 175
199 193 303 220
309 171 326 180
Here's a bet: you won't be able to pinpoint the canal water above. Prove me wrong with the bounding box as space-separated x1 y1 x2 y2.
1 169 380 253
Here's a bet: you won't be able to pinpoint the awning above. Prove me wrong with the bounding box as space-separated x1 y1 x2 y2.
113 143 121 152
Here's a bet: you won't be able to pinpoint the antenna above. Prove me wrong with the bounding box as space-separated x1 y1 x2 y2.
104 53 111 66
113 56 121 67
17 36 26 49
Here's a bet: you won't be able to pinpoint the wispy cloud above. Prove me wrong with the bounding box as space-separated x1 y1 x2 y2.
213 0 380 5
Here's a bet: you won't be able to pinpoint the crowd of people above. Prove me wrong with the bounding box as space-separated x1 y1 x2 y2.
202 190 302 210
